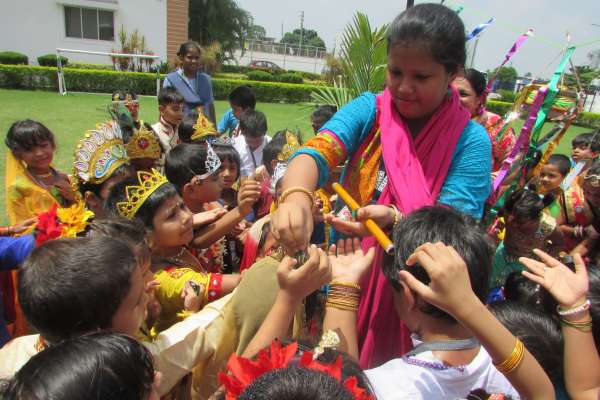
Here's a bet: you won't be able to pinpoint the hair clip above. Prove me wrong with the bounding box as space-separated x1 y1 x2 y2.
313 329 340 360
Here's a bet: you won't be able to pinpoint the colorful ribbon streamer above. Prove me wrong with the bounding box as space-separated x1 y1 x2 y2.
466 18 495 41
486 29 534 93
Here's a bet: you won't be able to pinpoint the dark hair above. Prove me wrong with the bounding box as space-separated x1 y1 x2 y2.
164 143 212 191
77 163 133 198
0 332 154 400
18 237 137 344
112 90 138 101
178 111 199 143
489 301 564 384
158 87 184 106
386 3 466 73
214 142 241 181
572 131 600 152
587 265 600 351
503 271 544 308
177 41 202 58
87 217 149 264
229 85 256 110
311 105 337 131
385 206 493 322
545 154 571 177
463 68 487 97
503 187 554 221
239 109 268 138
262 130 289 175
105 177 179 230
586 160 600 177
5 119 56 153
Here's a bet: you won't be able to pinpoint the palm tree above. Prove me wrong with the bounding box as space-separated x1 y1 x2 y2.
311 12 388 109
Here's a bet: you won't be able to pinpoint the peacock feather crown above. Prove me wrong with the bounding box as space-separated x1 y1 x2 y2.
116 169 169 219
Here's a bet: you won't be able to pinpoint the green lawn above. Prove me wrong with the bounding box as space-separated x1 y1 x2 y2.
0 88 593 225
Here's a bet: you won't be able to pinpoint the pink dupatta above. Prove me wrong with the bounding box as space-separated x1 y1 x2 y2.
357 87 469 368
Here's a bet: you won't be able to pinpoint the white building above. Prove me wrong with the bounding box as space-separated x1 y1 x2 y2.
0 0 188 65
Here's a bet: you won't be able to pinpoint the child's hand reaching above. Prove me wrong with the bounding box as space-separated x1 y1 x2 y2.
53 178 77 203
237 179 261 215
520 249 588 309
328 238 375 285
324 205 396 237
181 280 205 313
399 242 480 319
10 217 37 235
276 244 331 303
192 208 227 228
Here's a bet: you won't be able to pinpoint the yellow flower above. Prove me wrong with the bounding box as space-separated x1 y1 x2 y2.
56 202 94 238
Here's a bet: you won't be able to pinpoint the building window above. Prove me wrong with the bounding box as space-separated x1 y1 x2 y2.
64 6 114 41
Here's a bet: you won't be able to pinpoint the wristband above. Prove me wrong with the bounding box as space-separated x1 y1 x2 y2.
279 186 315 208
557 299 591 317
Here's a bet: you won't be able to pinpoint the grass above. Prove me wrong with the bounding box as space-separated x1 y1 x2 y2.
0 88 593 225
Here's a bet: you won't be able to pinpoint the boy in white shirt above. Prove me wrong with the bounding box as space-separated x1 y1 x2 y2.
232 110 271 177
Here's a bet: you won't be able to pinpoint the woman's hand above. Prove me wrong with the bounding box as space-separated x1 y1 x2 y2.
520 249 588 309
53 178 77 203
10 217 37 235
399 242 480 320
237 179 261 215
324 205 396 237
329 238 375 285
276 244 331 303
271 192 314 254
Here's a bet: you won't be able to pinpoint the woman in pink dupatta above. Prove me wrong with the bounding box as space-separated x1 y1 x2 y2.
271 4 491 369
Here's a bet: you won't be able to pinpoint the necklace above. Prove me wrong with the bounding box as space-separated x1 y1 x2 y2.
33 172 53 178
161 246 203 270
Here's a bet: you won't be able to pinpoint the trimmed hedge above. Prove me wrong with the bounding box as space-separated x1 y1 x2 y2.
37 54 68 67
278 72 303 84
0 64 324 103
246 70 274 82
574 111 600 128
0 51 28 65
288 69 321 80
486 100 513 116
222 64 250 74
68 62 114 71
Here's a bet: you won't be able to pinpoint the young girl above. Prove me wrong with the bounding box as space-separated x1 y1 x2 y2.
5 120 77 225
490 188 563 292
272 3 492 368
163 41 215 122
107 169 241 332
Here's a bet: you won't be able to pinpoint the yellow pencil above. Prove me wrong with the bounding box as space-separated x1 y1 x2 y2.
332 183 394 254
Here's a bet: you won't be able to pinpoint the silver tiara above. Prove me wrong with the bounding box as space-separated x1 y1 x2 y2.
196 142 222 180
271 162 287 193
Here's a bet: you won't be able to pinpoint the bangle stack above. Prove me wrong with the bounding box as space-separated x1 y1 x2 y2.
279 186 315 208
326 281 361 312
558 299 593 332
389 205 402 229
494 338 525 375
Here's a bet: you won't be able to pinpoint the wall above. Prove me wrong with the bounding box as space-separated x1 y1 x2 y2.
166 0 188 65
0 0 167 65
232 49 327 74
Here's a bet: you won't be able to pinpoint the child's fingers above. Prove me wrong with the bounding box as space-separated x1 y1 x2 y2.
522 270 546 286
572 253 588 276
399 270 431 298
278 256 298 274
518 257 546 277
328 244 337 257
531 248 564 268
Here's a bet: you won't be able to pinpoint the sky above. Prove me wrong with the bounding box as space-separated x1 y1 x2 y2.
236 0 600 78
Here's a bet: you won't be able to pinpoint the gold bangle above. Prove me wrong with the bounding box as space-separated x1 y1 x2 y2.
560 317 593 332
279 186 315 207
389 204 401 228
494 338 525 375
330 281 361 291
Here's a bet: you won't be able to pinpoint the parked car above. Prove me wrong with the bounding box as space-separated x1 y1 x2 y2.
249 60 283 73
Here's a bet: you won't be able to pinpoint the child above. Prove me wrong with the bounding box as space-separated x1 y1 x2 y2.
320 207 554 399
111 90 140 124
490 188 562 292
72 120 133 217
233 109 271 178
163 41 216 122
106 169 241 332
537 154 570 219
5 120 77 225
0 332 160 400
310 104 337 133
218 85 256 137
571 131 599 168
164 143 260 268
152 87 184 155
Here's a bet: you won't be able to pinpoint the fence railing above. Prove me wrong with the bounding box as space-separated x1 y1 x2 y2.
243 39 328 59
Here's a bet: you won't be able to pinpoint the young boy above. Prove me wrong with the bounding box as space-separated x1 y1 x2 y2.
152 87 184 155
164 143 260 252
538 154 570 219
217 85 256 137
571 132 600 167
232 110 271 178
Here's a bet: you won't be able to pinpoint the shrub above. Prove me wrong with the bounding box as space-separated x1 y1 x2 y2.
573 111 600 128
498 89 517 103
0 64 327 103
486 100 513 117
37 54 69 67
222 64 249 74
277 72 304 84
0 51 28 65
288 70 321 80
246 70 275 82
68 62 113 71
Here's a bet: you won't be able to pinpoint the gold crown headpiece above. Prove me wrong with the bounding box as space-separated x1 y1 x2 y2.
72 121 129 191
125 122 162 160
116 169 169 219
194 142 222 180
277 130 301 161
191 112 218 141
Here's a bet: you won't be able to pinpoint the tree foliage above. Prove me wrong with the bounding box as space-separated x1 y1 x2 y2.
281 28 326 49
495 66 518 83
188 0 251 57
248 24 267 40
564 65 600 89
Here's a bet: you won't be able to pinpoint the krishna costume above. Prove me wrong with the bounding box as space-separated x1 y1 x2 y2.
291 89 491 368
